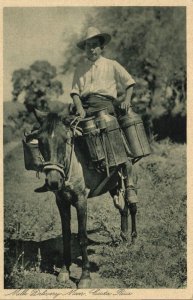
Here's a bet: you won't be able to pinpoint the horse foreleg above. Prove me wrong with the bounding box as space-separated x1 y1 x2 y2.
129 203 137 244
56 197 71 283
74 197 91 289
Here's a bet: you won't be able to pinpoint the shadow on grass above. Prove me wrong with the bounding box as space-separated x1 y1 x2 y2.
5 227 108 282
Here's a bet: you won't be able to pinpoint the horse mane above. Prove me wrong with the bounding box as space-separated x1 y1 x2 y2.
41 112 63 135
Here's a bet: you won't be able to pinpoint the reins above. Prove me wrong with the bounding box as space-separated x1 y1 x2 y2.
65 116 81 184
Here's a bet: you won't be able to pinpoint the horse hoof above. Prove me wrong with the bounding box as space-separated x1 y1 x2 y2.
131 236 137 245
78 277 92 289
120 231 128 242
131 232 137 245
57 270 70 283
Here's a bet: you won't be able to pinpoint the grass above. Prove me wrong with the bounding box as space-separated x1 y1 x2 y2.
90 140 187 288
4 139 186 288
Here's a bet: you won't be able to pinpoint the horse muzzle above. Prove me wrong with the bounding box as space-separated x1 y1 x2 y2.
43 162 66 191
45 178 62 192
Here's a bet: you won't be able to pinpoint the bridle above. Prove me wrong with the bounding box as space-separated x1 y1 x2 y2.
31 116 81 184
41 136 74 183
42 161 66 178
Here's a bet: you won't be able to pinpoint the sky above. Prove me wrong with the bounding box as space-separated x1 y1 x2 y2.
3 7 95 102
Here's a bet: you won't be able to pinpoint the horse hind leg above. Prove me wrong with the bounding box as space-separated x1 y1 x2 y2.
110 185 129 241
109 187 128 241
120 203 129 241
120 201 137 244
125 188 138 243
129 203 137 244
122 162 138 243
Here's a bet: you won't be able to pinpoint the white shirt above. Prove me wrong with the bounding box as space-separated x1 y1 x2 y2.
71 56 135 99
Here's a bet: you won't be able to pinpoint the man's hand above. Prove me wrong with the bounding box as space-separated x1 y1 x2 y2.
72 94 86 118
76 105 86 118
120 86 134 112
120 101 131 112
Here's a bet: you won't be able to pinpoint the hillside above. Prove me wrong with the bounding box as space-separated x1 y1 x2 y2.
4 140 187 288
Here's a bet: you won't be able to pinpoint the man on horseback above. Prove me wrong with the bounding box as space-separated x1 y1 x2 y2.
23 27 140 287
70 27 138 206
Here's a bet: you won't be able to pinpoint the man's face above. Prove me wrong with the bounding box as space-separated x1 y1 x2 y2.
85 37 103 62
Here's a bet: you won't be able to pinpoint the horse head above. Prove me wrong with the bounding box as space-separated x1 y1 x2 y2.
29 106 81 192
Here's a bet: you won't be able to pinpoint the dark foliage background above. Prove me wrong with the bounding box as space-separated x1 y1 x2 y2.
62 7 186 142
6 7 186 143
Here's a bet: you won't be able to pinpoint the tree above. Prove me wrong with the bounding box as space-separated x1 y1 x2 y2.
62 7 185 82
12 61 64 112
61 7 186 141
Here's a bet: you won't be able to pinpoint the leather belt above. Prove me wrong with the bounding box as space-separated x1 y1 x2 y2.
86 93 115 101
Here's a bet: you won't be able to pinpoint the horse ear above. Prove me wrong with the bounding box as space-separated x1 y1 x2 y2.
34 109 48 124
24 129 40 143
62 115 76 126
58 103 76 118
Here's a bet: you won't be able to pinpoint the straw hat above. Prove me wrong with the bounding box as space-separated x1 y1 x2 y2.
77 27 111 50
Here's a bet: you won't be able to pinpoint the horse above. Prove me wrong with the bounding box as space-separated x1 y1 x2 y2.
25 106 138 288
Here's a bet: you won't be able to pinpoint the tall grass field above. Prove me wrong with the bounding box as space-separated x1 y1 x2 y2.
4 140 186 288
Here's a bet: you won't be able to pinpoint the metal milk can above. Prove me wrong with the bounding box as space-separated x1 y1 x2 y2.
22 137 44 171
80 116 105 163
118 109 151 158
93 108 128 168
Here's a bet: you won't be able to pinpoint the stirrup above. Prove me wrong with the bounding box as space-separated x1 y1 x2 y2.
113 190 125 211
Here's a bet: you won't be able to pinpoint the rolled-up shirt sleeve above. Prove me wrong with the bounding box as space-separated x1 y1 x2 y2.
70 68 80 97
113 61 135 90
